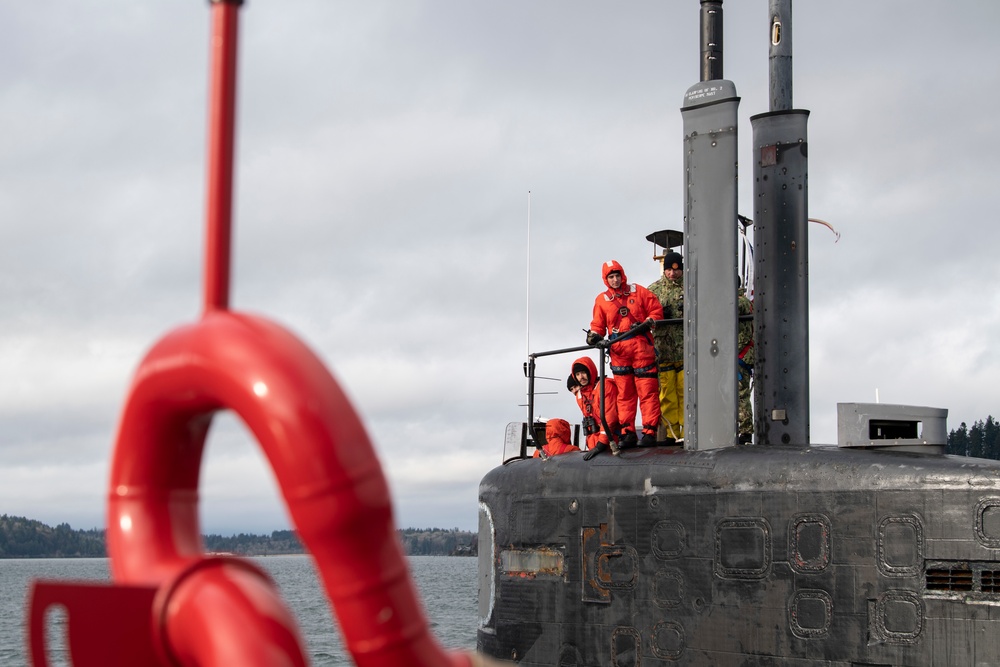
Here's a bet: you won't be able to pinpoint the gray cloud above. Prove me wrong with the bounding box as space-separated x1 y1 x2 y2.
2 0 999 534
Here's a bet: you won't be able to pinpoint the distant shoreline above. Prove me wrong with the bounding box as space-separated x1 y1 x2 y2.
0 515 477 558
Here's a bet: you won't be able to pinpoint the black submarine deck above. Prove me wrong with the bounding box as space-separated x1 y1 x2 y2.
478 444 1000 666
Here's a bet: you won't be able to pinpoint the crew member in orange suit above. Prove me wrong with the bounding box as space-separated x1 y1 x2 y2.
569 356 620 460
586 260 663 448
533 418 579 458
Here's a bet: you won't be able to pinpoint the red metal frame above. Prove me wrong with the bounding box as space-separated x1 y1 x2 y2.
204 0 238 312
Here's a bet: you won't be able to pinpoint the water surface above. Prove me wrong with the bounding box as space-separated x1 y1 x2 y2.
0 554 477 666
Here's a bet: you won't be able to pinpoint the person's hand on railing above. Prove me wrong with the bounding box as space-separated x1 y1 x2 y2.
582 442 608 461
603 320 652 347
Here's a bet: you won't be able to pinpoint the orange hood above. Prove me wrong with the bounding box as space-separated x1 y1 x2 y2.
601 260 628 289
571 356 599 388
545 418 572 446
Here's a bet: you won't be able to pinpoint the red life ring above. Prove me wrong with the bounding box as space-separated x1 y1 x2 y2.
105 310 478 667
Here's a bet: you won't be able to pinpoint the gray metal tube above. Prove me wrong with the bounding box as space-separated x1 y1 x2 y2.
768 0 793 111
681 80 740 450
750 109 809 446
700 1 724 82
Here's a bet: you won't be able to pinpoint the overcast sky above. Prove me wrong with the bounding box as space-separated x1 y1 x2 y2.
2 1 998 536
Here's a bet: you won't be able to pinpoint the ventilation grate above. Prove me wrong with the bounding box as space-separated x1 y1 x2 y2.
982 570 1000 593
926 567 973 591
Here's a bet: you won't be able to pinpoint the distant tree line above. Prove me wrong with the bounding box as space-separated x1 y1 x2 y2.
947 416 1000 460
202 530 305 556
0 515 105 558
0 515 476 558
397 527 478 556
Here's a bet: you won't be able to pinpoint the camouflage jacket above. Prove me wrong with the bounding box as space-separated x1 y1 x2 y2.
737 290 754 370
647 275 684 365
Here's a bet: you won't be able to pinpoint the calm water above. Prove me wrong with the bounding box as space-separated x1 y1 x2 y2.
0 555 477 666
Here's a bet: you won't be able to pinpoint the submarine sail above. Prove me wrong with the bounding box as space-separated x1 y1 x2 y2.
477 2 1000 665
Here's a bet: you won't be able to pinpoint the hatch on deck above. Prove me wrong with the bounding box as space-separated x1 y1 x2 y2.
837 403 947 454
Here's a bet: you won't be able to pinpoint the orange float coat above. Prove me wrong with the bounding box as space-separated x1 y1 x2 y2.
589 260 663 438
572 356 620 450
533 418 579 458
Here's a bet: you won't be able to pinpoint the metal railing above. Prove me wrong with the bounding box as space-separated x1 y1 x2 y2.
518 320 658 459
512 313 753 460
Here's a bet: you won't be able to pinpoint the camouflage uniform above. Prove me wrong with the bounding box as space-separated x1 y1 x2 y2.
647 274 684 440
737 290 754 442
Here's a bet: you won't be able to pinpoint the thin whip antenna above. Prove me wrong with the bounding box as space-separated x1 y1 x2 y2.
526 190 531 358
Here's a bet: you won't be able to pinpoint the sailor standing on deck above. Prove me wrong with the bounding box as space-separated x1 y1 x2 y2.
586 260 663 448
569 356 621 460
647 251 685 443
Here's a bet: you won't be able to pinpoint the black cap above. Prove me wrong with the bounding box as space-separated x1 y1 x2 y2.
662 252 683 270
567 375 581 392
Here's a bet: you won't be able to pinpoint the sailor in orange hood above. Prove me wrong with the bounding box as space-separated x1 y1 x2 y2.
569 356 620 459
532 418 579 458
586 260 663 448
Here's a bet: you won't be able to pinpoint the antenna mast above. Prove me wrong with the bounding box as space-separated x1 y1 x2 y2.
750 0 811 445
681 0 740 450
526 190 531 359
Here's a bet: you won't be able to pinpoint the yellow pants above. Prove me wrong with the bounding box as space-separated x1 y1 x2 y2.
738 375 753 441
658 367 684 441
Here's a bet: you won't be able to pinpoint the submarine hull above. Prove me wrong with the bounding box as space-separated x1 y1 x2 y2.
477 445 1000 665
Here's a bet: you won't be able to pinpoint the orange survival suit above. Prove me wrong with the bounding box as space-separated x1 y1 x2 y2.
533 418 579 458
588 260 663 442
572 356 620 451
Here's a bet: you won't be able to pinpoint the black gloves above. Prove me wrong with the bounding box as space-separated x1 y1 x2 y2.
586 331 603 346
583 442 608 461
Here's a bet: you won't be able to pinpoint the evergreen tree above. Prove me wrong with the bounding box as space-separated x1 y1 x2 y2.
948 416 999 461
970 420 986 459
985 416 1000 460
948 422 970 456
